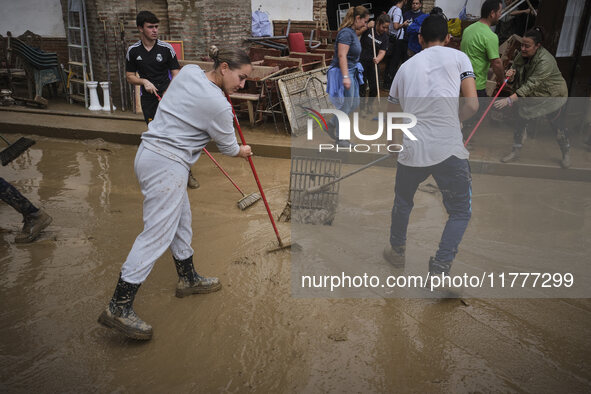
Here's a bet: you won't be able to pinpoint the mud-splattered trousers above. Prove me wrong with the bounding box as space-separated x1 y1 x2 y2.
389 155 472 262
120 143 193 284
512 105 569 154
0 177 39 217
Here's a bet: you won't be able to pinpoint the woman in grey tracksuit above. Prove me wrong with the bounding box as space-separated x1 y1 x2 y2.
98 46 253 340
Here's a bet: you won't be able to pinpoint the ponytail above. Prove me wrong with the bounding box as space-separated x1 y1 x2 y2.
339 5 370 31
208 45 251 70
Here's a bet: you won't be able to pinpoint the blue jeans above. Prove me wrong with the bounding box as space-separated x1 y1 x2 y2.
327 68 360 141
389 156 472 262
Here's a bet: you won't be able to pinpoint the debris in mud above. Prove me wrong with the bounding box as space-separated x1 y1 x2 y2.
233 256 256 265
278 201 291 222
292 208 335 225
328 330 347 342
288 157 341 225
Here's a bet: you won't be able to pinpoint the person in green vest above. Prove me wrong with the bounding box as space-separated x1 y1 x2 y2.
494 27 570 168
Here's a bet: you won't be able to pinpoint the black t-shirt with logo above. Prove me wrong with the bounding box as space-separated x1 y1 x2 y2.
360 29 389 62
125 39 181 94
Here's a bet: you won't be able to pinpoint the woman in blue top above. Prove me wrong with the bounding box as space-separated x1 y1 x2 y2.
326 5 370 147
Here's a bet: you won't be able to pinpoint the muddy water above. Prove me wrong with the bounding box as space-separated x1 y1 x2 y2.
1 136 590 392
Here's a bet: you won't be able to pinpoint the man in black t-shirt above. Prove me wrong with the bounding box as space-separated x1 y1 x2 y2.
126 11 199 188
360 14 390 101
126 11 180 124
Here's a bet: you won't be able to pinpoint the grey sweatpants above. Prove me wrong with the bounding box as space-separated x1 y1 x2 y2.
121 143 194 284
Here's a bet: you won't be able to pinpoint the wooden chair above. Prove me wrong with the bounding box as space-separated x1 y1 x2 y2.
248 47 281 62
288 52 326 71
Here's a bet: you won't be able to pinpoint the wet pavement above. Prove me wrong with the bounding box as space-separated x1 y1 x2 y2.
1 136 590 392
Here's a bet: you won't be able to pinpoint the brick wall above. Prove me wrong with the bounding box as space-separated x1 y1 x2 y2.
39 38 69 66
167 0 251 60
313 0 327 25
55 0 252 108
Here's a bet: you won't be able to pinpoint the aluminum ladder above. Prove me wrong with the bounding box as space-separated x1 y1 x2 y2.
67 0 94 108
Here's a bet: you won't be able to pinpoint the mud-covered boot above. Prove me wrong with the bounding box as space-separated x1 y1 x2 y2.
427 257 456 296
174 256 222 298
560 149 571 169
429 256 452 275
97 276 153 340
15 208 52 243
557 131 571 169
187 170 200 189
500 147 520 163
382 245 406 268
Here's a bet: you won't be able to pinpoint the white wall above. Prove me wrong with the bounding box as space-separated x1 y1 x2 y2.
435 0 486 19
251 0 314 21
0 0 65 37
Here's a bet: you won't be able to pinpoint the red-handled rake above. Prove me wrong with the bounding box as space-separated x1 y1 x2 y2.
226 94 297 253
464 78 509 147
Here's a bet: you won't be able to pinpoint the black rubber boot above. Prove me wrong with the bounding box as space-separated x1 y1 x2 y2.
97 276 153 340
174 256 222 298
383 245 406 268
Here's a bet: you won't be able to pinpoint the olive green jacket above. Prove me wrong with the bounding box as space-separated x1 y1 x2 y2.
511 47 568 119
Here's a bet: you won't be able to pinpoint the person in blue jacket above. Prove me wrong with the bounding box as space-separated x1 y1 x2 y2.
407 7 444 57
403 0 426 56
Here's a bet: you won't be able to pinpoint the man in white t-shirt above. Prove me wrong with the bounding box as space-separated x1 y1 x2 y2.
384 15 478 278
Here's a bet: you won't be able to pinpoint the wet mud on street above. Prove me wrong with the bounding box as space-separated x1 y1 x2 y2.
1 136 590 392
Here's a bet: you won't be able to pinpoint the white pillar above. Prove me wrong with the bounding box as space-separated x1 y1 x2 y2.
86 81 102 111
100 82 116 111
